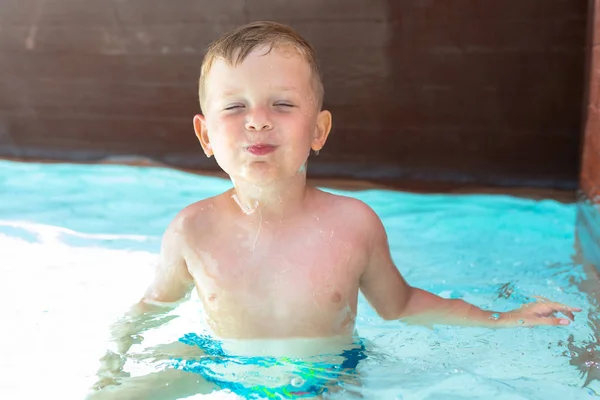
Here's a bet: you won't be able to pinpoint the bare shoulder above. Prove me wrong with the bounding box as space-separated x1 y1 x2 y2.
312 188 384 233
143 197 224 304
164 195 221 240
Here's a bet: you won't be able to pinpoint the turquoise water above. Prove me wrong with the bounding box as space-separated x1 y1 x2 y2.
1 160 599 400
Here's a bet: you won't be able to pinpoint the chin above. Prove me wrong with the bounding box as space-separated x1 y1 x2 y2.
233 165 278 184
233 165 305 186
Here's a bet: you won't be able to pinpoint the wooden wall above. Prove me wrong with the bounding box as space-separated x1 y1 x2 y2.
0 0 588 189
583 0 600 201
579 0 600 268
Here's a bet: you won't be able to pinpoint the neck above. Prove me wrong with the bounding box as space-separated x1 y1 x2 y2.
229 171 309 221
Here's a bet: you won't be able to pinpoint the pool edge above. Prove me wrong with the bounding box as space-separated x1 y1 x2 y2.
577 197 600 269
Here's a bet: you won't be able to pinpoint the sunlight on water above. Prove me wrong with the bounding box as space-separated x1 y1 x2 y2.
1 160 599 400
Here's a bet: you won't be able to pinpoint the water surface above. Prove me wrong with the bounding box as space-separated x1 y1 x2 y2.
1 160 598 399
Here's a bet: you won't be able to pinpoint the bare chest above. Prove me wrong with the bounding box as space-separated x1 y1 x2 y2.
187 224 365 316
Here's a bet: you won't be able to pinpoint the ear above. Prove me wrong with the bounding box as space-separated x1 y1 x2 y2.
311 110 332 152
193 114 213 157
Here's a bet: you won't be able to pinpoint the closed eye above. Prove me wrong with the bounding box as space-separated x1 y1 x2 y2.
274 102 294 108
224 104 244 111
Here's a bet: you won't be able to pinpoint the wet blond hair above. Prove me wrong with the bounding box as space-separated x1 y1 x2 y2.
198 21 324 111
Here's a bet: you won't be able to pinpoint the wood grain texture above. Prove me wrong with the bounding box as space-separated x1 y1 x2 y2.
582 0 600 202
0 0 588 189
577 0 599 269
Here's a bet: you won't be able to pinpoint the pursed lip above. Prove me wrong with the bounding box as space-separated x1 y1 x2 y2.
246 144 277 156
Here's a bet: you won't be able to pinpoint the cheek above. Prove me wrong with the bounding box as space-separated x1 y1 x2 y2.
209 116 235 134
207 118 238 147
297 122 317 150
280 116 314 142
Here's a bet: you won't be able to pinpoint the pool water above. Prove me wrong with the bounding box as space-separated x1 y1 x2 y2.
1 160 599 400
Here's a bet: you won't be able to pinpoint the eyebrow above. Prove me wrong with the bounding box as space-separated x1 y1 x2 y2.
220 86 299 97
274 86 298 92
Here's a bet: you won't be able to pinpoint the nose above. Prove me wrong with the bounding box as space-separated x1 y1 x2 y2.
245 108 273 131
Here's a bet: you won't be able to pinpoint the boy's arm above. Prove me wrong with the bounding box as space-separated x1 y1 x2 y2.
110 216 194 352
358 206 580 328
94 216 195 389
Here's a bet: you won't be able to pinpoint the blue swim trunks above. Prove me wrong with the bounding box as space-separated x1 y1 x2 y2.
170 333 367 399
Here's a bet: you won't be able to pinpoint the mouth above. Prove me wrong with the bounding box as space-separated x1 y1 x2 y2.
246 144 277 156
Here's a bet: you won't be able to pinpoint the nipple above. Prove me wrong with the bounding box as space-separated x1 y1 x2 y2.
331 292 342 303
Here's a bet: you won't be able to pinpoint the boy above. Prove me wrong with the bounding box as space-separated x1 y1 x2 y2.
91 21 580 399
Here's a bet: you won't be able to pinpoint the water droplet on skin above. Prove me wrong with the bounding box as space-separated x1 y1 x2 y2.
519 319 525 325
489 313 500 321
231 193 258 215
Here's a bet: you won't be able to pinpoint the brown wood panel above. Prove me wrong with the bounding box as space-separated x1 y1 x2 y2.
0 78 198 119
582 16 600 204
246 0 387 21
0 24 242 55
0 0 42 24
33 0 115 26
112 0 247 26
330 86 582 130
390 0 585 21
577 0 600 269
0 0 589 190
0 52 201 84
588 46 600 111
324 127 578 175
0 21 387 59
3 0 246 26
0 113 197 153
582 104 600 199
595 0 600 46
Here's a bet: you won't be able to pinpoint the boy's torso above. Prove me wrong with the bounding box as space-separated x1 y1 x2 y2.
180 189 371 339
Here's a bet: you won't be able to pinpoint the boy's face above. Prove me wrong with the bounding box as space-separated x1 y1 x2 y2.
194 45 331 185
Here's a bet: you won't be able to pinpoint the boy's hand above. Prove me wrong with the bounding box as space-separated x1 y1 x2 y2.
504 298 582 327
